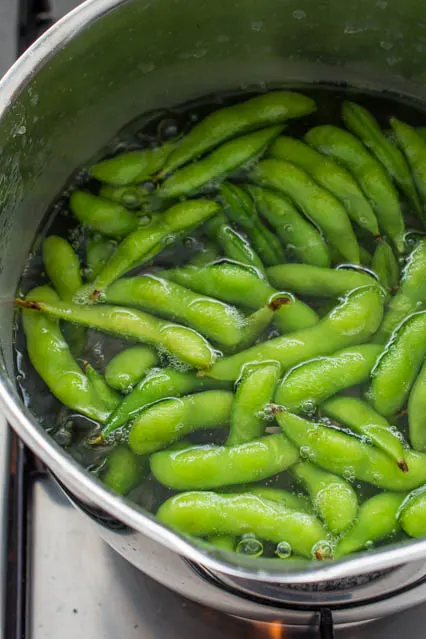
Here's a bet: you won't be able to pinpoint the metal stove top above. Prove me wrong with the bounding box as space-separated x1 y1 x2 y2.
1 2 426 638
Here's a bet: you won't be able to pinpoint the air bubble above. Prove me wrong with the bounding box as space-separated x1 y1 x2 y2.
312 540 333 560
301 399 316 416
139 214 152 227
276 541 292 559
236 534 264 557
120 189 142 209
293 9 306 19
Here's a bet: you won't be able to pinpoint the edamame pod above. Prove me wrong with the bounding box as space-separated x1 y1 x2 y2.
205 286 384 381
335 493 405 557
105 346 158 392
157 491 327 559
163 261 319 334
128 390 233 454
291 461 358 534
367 312 426 417
268 136 379 235
20 286 109 422
374 238 426 343
150 433 299 490
43 235 86 355
206 536 236 551
157 126 284 199
206 213 265 272
99 184 150 209
43 236 83 300
391 118 426 213
234 299 280 350
276 410 426 491
398 486 426 538
220 182 286 266
160 91 316 175
101 368 231 440
267 263 376 298
251 159 360 263
70 191 139 238
85 235 116 282
408 360 426 452
342 102 422 216
245 487 312 513
83 362 122 411
104 274 246 348
90 141 175 185
16 296 216 370
226 361 280 446
75 199 220 300
371 240 399 292
275 344 382 414
305 125 405 252
322 396 408 471
102 445 148 496
247 185 331 267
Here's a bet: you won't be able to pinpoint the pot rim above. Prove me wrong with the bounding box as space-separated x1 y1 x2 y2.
2 0 426 586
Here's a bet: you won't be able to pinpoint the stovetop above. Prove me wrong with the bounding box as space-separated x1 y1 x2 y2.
1 2 426 638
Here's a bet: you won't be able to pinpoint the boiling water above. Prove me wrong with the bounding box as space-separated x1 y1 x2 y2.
14 86 426 558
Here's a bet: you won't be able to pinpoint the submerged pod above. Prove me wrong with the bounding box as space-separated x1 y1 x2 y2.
70 191 139 238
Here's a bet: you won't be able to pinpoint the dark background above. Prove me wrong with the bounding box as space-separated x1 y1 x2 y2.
0 0 81 77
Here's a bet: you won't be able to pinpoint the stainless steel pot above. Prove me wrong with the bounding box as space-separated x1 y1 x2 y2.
2 0 426 616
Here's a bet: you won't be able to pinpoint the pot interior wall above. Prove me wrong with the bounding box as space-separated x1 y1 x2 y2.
1 0 426 571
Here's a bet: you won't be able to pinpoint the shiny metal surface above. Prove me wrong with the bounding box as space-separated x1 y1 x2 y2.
3 0 426 597
30 476 426 635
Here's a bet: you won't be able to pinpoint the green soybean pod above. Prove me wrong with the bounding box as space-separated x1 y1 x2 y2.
43 236 83 300
205 286 384 381
408 360 426 452
150 433 299 490
102 445 148 495
160 91 316 175
226 361 280 446
128 390 233 454
267 263 376 298
391 118 426 212
398 486 426 538
163 261 319 334
70 191 139 238
104 274 246 349
374 238 426 344
99 184 150 210
20 286 109 422
86 235 116 282
101 368 231 440
75 199 220 301
220 181 286 267
335 493 405 557
234 299 279 350
105 346 159 392
291 461 358 534
276 409 426 491
246 185 331 267
275 344 382 414
268 136 379 235
245 487 313 513
322 396 408 472
157 491 327 559
250 158 360 263
83 362 122 411
305 125 405 252
371 240 399 292
43 235 86 355
342 102 422 216
215 224 266 273
368 312 426 417
157 126 284 199
16 296 216 371
206 536 236 551
90 141 175 185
